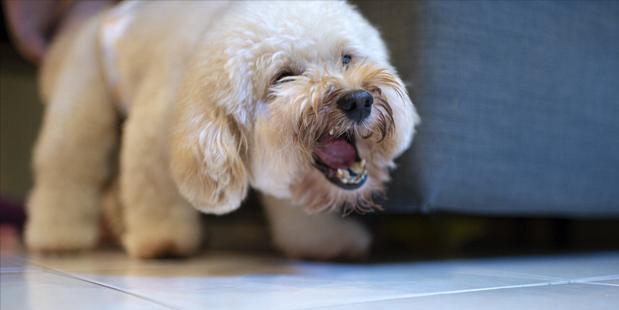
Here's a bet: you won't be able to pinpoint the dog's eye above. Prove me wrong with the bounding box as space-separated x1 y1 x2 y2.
273 70 296 84
342 54 352 65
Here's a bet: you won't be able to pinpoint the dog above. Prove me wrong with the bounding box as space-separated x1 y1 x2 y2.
25 1 419 260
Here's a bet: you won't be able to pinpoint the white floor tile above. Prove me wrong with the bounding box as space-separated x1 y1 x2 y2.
0 270 169 310
321 283 619 310
453 252 619 280
78 260 552 310
2 251 618 310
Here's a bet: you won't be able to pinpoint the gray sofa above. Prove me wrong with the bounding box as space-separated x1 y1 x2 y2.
357 0 619 217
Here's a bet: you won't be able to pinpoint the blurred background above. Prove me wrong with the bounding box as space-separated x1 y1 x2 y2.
1 0 618 259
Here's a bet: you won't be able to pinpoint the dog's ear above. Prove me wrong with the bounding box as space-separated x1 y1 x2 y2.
170 53 251 215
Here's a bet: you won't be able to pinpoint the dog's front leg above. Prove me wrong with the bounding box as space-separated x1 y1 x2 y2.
25 20 117 253
262 194 371 260
119 83 202 259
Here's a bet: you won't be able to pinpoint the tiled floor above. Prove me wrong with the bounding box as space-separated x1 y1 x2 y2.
1 248 618 310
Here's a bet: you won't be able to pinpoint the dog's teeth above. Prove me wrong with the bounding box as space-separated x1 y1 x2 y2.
329 128 335 136
350 159 366 174
336 161 367 185
336 168 351 183
353 170 368 184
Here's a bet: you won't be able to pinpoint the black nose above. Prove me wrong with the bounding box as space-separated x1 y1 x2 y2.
336 90 373 122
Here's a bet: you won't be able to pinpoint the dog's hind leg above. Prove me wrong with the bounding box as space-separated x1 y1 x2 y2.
262 194 372 261
25 18 119 253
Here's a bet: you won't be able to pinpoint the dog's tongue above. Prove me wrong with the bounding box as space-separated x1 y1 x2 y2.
314 138 357 169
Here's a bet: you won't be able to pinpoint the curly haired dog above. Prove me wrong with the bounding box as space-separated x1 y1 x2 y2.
26 1 419 260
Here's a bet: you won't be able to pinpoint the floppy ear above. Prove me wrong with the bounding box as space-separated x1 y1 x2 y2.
170 52 251 215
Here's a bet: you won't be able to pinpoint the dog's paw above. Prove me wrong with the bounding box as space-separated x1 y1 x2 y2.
122 214 202 259
25 219 99 254
273 219 371 261
25 188 100 254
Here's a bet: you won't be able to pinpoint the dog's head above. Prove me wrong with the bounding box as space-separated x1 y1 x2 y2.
171 2 419 215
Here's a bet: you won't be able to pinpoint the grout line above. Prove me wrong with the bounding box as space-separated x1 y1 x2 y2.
25 260 178 310
583 282 619 288
569 274 619 283
303 281 565 310
305 275 619 309
56 272 179 310
400 281 571 297
460 268 561 282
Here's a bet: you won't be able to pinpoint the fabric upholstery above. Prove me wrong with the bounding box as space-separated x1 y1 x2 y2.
356 0 619 217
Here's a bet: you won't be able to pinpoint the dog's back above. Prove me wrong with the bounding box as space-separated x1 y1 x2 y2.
41 1 233 112
100 1 233 111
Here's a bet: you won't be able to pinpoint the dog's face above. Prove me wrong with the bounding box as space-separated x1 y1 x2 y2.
171 2 419 215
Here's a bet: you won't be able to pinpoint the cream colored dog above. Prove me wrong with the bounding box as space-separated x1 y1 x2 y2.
26 1 419 260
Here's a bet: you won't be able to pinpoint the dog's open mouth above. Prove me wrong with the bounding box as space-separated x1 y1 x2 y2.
312 133 368 190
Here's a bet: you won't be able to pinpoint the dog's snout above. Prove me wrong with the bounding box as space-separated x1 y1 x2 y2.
336 90 373 122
